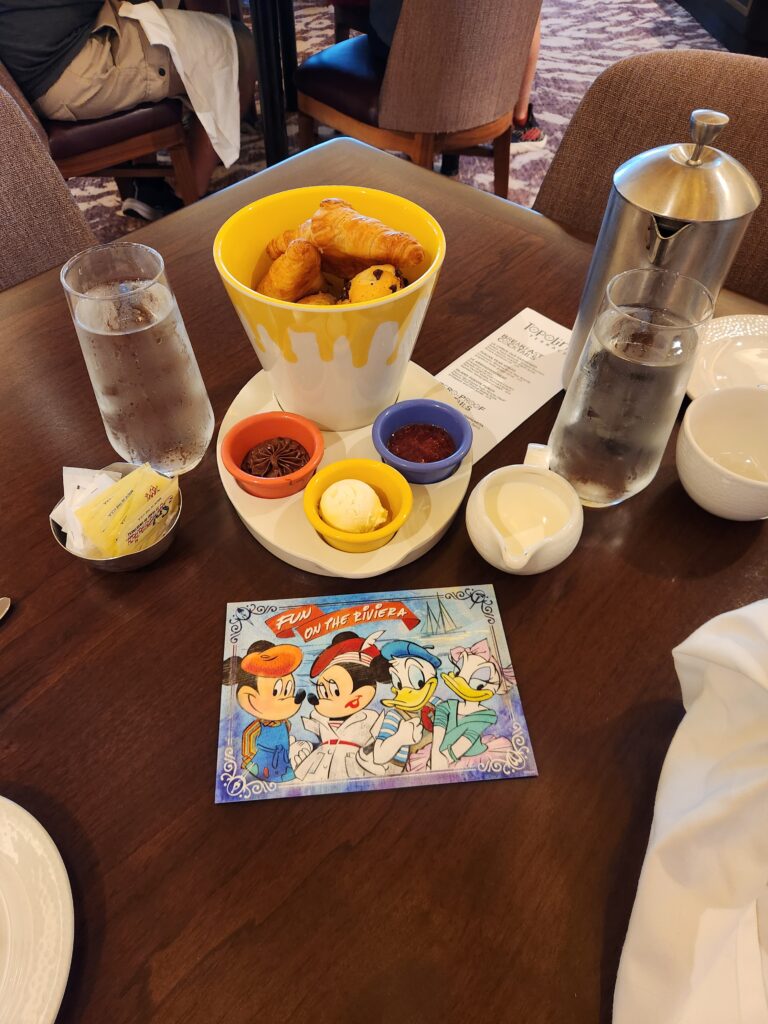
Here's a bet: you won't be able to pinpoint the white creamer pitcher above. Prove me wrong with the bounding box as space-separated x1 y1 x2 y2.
466 445 583 575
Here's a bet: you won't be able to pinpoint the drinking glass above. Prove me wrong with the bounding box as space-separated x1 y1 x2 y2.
548 267 714 507
61 243 214 475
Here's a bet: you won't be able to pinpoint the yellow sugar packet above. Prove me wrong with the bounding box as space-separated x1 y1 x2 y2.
76 464 179 559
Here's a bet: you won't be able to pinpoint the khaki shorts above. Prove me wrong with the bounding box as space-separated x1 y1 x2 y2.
34 0 185 121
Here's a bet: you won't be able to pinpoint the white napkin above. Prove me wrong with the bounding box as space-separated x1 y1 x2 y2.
614 598 768 1024
50 467 121 555
119 1 240 166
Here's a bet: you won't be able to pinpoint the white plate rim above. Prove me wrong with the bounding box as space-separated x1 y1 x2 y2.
688 313 768 400
0 796 74 1024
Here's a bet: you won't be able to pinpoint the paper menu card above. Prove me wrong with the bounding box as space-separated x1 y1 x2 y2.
437 308 571 460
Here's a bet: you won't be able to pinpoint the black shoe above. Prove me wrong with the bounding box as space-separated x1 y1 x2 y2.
511 104 547 149
121 178 184 222
440 152 460 177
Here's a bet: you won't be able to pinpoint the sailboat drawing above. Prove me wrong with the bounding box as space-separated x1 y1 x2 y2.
420 593 460 636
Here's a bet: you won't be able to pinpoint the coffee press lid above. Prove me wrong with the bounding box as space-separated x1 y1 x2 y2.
614 110 761 223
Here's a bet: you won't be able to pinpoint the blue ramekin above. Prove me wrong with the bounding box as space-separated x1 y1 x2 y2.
372 399 473 484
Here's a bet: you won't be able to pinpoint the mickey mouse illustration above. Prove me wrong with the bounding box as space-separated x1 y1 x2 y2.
236 640 311 783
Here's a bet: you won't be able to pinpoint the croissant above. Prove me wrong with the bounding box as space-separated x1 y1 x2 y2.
263 199 426 279
256 239 324 302
265 218 311 261
310 199 425 278
298 291 336 305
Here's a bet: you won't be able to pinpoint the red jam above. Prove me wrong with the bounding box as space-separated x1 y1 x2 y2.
387 423 456 463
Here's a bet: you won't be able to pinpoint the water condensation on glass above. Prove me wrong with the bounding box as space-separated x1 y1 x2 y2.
74 280 214 474
549 306 699 507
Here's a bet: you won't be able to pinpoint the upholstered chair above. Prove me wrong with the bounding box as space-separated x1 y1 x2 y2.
0 85 95 291
296 0 542 198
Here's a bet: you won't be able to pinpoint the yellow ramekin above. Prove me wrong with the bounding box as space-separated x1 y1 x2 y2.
212 185 446 431
303 458 413 553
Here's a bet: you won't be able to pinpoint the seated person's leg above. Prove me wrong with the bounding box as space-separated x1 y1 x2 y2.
179 19 256 198
34 0 256 214
33 0 176 122
233 20 257 119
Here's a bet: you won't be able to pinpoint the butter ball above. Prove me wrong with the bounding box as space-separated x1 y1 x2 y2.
319 479 388 533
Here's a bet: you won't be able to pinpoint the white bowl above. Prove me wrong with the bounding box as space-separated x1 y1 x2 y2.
676 387 768 521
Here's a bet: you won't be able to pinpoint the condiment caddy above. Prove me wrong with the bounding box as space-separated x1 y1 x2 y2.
216 361 473 578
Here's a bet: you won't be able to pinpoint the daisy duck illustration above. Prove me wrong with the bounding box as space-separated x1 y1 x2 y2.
357 639 441 775
294 630 390 783
410 639 515 772
236 641 311 783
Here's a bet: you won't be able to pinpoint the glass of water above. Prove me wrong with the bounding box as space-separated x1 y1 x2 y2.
548 267 714 507
61 242 214 475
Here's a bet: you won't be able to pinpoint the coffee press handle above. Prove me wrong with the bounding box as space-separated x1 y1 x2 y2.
687 109 729 165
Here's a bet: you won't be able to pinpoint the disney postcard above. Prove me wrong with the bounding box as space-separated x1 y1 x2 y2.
215 585 537 802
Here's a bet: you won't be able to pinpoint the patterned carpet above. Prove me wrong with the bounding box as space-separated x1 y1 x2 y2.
70 0 722 242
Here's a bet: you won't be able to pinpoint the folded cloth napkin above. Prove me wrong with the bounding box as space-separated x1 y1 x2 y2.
614 599 768 1024
119 1 239 166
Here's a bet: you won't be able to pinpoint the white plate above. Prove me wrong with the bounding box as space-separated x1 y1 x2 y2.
688 314 768 400
0 797 74 1024
216 362 473 578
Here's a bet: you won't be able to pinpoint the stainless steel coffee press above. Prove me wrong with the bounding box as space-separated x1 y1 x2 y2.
562 109 761 384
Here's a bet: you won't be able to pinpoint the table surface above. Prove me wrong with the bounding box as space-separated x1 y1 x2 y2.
2 139 766 1024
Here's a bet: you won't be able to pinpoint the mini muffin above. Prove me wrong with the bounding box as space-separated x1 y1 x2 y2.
347 264 405 303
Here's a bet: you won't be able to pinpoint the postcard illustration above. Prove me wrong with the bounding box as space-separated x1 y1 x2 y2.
215 585 537 802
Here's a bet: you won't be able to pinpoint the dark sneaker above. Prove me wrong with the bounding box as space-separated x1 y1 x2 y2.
440 152 460 177
121 178 183 222
511 104 546 150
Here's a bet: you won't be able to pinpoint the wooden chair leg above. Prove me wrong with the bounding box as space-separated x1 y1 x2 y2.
412 134 435 170
493 125 511 199
334 12 351 43
168 141 200 206
297 111 317 150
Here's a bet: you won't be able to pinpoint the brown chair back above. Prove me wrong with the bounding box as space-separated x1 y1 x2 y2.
0 86 94 291
379 0 541 134
534 49 768 303
0 59 48 144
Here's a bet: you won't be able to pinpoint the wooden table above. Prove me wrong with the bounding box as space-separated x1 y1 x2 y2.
1 140 766 1024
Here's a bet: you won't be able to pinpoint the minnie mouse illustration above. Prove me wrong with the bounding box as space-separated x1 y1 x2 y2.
294 630 390 783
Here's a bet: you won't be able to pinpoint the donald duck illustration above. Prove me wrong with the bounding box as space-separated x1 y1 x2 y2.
409 639 515 772
356 640 441 775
